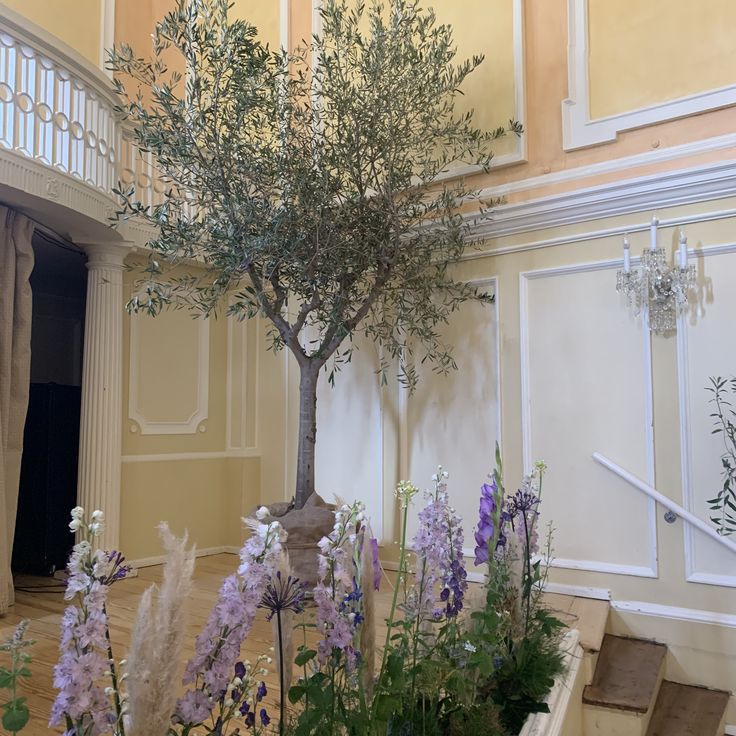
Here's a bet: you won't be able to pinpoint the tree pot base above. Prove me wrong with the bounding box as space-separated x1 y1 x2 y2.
258 493 336 587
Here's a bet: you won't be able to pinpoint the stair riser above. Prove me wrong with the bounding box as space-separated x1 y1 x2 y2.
583 705 649 736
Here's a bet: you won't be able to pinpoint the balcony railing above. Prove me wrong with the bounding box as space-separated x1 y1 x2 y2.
0 4 161 233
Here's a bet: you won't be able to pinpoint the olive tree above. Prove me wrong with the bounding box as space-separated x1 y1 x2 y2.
110 0 518 508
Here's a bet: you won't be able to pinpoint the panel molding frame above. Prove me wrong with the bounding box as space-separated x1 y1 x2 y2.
226 310 260 452
520 259 658 578
128 313 210 435
677 241 736 588
562 0 736 151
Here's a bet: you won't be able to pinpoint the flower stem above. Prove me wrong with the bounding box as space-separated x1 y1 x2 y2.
277 610 285 736
103 604 126 736
373 498 410 719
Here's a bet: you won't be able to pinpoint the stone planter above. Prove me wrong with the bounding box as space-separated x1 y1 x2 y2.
261 493 336 587
519 630 585 736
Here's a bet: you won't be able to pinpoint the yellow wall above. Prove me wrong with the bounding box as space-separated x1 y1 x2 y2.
4 0 101 66
588 0 736 119
230 0 281 49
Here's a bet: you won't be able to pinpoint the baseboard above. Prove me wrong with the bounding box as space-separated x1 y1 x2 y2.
543 581 611 601
612 599 736 629
129 545 239 569
725 725 736 735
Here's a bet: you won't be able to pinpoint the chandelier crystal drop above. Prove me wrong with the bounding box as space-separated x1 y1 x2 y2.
616 217 696 334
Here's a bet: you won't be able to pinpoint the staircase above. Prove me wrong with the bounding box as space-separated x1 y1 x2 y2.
542 593 731 736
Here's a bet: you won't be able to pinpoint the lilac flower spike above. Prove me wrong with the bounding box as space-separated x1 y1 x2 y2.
412 467 468 619
177 518 286 722
474 474 506 566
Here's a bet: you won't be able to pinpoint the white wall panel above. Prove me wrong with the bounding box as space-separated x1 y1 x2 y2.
679 246 736 586
521 263 657 576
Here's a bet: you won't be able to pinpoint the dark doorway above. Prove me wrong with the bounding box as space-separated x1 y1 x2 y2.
12 231 87 576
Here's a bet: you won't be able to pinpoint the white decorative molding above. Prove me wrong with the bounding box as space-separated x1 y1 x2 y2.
677 241 736 588
468 154 736 243
121 449 261 464
280 0 290 50
612 599 736 629
128 313 210 435
226 309 260 451
520 260 658 578
100 0 116 76
561 0 736 150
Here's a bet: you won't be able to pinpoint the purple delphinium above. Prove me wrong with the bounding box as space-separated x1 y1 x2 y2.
412 468 468 620
314 501 368 669
177 519 285 723
474 475 507 566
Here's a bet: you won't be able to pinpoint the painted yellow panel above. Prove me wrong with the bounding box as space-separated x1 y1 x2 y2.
3 0 101 67
229 0 281 49
429 0 518 156
588 0 736 119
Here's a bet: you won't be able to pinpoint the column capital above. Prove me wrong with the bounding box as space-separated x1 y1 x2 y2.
77 242 132 270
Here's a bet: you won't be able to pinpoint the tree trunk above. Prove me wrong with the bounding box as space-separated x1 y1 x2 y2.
294 363 319 509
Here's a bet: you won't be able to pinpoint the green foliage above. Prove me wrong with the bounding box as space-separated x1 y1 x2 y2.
0 621 34 734
706 376 736 535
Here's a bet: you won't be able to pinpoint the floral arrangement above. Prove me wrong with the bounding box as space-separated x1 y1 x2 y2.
36 450 562 736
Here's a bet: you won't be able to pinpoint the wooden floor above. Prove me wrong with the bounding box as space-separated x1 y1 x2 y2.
0 554 607 735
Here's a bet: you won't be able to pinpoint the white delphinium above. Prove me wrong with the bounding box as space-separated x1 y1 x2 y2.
125 523 196 736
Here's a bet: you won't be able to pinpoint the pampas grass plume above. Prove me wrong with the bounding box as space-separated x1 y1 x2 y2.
126 523 196 736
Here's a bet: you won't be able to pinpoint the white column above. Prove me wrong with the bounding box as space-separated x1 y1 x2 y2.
77 243 127 551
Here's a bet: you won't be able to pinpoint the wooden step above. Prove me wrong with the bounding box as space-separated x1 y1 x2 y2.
583 635 667 713
645 681 730 736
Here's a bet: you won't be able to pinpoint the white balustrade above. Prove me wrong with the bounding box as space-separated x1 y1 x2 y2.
0 5 163 217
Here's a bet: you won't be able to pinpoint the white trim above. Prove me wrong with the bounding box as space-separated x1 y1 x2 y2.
128 314 210 435
725 726 736 736
520 259 658 578
279 0 290 51
561 0 736 151
611 599 736 630
676 241 736 588
100 0 115 76
121 450 260 464
469 155 736 242
542 581 611 601
129 545 239 569
226 309 259 452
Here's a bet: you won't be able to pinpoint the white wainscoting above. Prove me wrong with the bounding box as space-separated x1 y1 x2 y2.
520 261 658 578
562 0 736 150
128 310 210 435
405 278 501 543
677 242 736 587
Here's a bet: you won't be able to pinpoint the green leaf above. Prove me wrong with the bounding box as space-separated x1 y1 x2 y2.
0 670 13 689
294 649 317 667
2 701 30 733
287 684 305 704
374 693 401 721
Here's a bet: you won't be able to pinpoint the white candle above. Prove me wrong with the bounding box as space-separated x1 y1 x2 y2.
623 235 630 273
650 216 658 251
679 231 688 269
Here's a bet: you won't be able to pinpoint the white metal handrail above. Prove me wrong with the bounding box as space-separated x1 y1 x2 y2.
593 452 736 556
